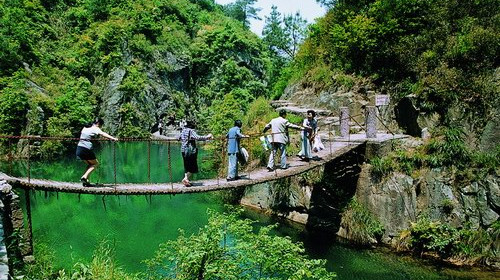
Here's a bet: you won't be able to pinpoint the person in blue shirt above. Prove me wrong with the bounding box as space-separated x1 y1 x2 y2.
226 120 248 181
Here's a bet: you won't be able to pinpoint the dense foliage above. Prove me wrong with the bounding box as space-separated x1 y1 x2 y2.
24 241 139 280
283 0 499 183
398 218 499 263
0 0 271 145
288 0 499 126
144 209 335 280
23 210 335 279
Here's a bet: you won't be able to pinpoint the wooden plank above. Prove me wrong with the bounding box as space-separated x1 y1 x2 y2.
2 141 365 195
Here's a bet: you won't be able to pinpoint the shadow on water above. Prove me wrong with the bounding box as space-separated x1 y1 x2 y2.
241 208 498 280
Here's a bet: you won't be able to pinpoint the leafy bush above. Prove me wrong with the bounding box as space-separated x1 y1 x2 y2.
271 65 295 99
456 226 497 259
425 127 470 168
370 156 394 178
340 198 385 244
408 218 458 258
40 116 73 159
0 76 29 135
53 77 96 135
242 98 278 165
24 241 139 280
404 218 499 261
143 209 336 279
440 199 454 215
117 103 150 138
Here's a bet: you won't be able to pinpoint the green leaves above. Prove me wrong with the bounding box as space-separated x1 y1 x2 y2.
0 76 29 135
144 209 336 279
54 77 95 132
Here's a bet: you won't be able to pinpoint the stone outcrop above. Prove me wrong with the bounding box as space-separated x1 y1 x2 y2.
99 49 190 135
239 140 499 246
0 180 33 278
356 168 416 238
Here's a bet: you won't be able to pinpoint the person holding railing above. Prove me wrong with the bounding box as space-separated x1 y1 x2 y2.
76 118 118 187
226 120 248 181
263 110 306 171
179 120 213 187
297 110 318 162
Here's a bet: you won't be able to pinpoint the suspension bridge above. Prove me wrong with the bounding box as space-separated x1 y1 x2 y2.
0 105 407 195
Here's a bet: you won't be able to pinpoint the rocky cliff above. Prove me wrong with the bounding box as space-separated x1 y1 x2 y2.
241 76 499 264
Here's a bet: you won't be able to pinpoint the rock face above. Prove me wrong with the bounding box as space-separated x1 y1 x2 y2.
241 144 366 233
280 77 401 137
239 141 500 245
99 50 190 135
0 182 33 276
356 168 416 238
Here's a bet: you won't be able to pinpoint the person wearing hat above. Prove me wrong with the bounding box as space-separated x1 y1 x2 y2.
178 120 213 187
263 110 306 171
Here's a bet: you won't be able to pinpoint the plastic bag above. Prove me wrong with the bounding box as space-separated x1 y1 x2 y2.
312 135 324 152
260 135 272 151
238 147 249 165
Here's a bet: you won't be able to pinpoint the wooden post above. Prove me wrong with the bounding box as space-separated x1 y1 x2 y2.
24 189 33 255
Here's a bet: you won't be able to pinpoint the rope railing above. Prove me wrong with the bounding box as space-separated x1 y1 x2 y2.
374 112 396 136
0 113 375 186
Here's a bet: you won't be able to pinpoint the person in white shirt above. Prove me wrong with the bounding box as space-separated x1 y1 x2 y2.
76 118 118 186
263 110 305 171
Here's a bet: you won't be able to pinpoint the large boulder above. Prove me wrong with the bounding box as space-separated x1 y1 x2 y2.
99 50 190 135
356 167 416 238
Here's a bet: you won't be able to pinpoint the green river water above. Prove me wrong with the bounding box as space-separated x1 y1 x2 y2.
1 142 497 279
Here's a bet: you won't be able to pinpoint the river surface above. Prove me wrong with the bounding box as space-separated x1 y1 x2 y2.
1 142 497 279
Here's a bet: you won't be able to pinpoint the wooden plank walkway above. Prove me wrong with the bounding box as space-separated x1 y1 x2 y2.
0 134 407 195
0 143 360 195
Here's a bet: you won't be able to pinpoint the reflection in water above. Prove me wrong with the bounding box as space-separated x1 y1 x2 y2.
1 142 215 183
242 209 495 280
2 142 496 279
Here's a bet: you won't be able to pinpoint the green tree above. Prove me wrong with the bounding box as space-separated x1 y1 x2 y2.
262 7 308 60
207 93 244 136
222 0 261 28
283 12 308 59
53 77 95 135
144 209 336 280
316 0 338 8
0 76 29 135
262 6 286 56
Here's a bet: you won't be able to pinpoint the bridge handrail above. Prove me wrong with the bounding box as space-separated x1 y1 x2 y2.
0 124 342 184
1 111 389 186
0 126 319 143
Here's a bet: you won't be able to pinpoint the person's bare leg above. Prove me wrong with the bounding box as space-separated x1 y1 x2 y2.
82 159 99 180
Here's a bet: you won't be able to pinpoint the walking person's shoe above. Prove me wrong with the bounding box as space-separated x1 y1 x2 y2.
182 178 191 187
80 177 91 187
227 176 242 181
267 167 274 172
